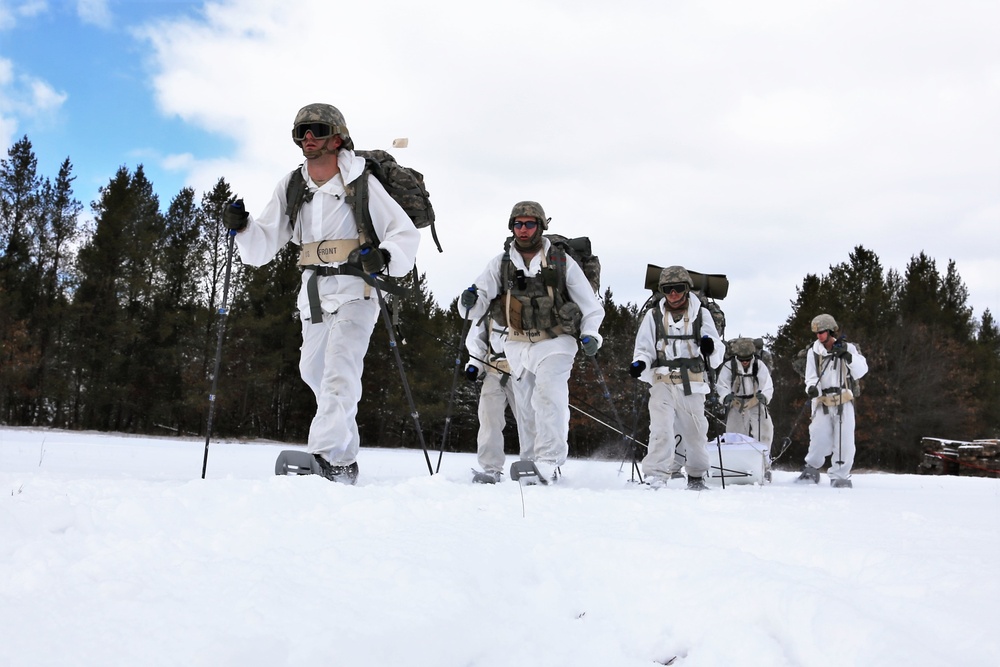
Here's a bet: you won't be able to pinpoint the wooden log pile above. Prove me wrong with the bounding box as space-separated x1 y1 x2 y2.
919 437 1000 477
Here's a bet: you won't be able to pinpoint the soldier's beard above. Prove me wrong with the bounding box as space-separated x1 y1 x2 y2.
514 230 543 252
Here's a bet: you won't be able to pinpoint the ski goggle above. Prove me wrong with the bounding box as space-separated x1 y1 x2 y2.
292 123 337 141
737 356 753 363
512 221 538 230
659 283 689 295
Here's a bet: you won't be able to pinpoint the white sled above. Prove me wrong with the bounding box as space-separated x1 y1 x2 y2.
705 433 769 486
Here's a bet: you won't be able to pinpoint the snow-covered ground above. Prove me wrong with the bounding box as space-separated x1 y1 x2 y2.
2 426 997 666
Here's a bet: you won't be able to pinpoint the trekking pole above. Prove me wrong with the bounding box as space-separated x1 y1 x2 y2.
569 402 648 451
409 323 511 377
582 337 640 482
201 228 236 479
362 249 434 475
434 292 476 473
835 356 846 467
622 379 646 481
772 353 835 464
702 348 725 489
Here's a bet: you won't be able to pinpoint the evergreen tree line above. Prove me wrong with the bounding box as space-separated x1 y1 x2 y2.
2 137 997 471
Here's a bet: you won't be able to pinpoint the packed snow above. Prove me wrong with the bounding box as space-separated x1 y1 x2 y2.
2 426 997 666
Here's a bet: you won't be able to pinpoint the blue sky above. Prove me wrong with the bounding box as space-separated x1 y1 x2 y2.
2 0 999 338
1 1 223 207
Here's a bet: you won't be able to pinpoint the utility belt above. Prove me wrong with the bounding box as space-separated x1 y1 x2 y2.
651 357 705 396
817 388 854 407
299 238 404 324
732 394 760 411
299 239 361 266
506 325 564 344
653 370 705 385
487 357 511 376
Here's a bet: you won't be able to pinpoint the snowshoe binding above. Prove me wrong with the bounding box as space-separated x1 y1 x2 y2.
274 450 358 485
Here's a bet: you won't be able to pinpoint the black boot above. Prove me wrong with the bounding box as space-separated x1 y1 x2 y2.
686 475 709 491
313 455 359 485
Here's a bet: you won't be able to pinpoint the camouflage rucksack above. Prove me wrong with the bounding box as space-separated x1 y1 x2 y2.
544 234 601 293
285 149 442 252
642 264 728 339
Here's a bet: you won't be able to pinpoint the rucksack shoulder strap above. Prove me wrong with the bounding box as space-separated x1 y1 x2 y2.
285 166 312 230
344 166 380 246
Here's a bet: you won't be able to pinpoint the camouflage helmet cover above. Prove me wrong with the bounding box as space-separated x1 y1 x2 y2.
728 337 757 359
292 103 353 150
508 201 550 230
657 265 693 292
811 313 839 333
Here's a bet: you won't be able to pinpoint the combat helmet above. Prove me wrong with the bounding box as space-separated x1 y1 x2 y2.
291 103 353 150
810 313 839 334
508 201 550 230
657 266 693 294
728 337 757 360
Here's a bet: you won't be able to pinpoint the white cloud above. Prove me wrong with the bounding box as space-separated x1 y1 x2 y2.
2 56 68 148
136 0 1000 335
75 0 110 28
0 0 46 30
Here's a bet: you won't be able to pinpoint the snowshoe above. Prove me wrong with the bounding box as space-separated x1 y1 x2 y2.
509 460 558 486
795 465 820 484
645 475 669 489
274 450 321 476
274 450 358 485
830 477 853 488
686 475 709 491
471 469 503 484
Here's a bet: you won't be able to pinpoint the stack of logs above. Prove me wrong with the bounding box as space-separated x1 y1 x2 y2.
919 438 1000 477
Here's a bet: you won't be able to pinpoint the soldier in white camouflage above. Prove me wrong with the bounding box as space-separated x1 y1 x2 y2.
223 103 420 485
717 336 774 478
796 314 868 488
630 265 725 490
459 201 605 484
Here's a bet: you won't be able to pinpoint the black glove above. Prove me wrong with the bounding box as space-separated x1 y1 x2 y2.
700 336 714 356
755 391 768 406
359 243 390 274
465 365 479 382
581 336 599 357
629 360 646 378
223 198 249 231
460 285 478 310
723 394 734 408
807 385 819 398
832 343 852 363
705 393 725 418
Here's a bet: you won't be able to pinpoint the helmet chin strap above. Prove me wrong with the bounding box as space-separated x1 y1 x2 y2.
301 137 339 160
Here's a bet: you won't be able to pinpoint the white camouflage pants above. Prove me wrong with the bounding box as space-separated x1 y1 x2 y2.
510 352 574 467
806 400 857 480
476 370 527 474
644 382 711 479
299 299 378 466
